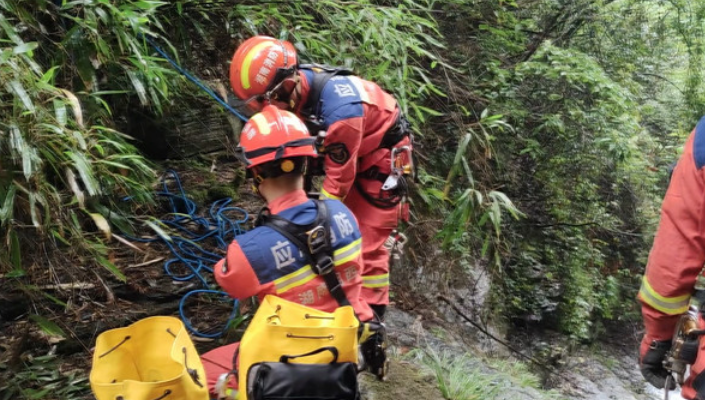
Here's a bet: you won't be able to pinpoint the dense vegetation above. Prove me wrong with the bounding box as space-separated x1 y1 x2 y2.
2 0 704 396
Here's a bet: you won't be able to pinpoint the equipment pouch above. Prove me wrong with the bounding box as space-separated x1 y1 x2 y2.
246 347 360 400
237 295 359 400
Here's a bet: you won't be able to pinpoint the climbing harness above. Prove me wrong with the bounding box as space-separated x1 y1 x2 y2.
255 199 349 308
354 112 414 210
123 170 249 338
255 199 389 380
297 64 354 135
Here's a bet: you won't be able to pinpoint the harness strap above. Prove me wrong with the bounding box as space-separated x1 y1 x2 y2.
354 179 405 209
357 167 389 184
380 112 411 149
257 200 352 308
298 65 354 132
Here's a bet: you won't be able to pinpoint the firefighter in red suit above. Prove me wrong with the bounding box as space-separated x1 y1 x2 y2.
638 117 705 399
200 105 375 397
228 35 413 321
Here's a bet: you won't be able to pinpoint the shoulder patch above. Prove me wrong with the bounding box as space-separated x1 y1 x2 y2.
326 143 350 164
694 116 705 169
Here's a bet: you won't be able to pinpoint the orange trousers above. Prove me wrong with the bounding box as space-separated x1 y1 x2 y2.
346 183 401 307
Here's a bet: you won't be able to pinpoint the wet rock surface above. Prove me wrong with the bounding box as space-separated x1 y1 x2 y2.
373 304 686 400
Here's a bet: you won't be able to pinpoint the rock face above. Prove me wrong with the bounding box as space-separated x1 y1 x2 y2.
123 84 243 160
376 305 686 400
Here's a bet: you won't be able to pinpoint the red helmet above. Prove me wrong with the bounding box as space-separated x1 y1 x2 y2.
229 36 298 105
238 105 316 169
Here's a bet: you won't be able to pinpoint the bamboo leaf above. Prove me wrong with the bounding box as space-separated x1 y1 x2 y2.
0 13 22 45
96 255 126 282
125 69 149 106
9 125 38 180
65 168 86 208
68 152 98 196
51 229 71 246
88 211 112 239
0 185 16 223
59 88 84 128
41 65 60 83
29 315 66 338
72 130 88 151
53 99 68 127
7 80 35 112
28 192 42 228
12 42 38 55
6 269 25 278
145 219 172 242
21 146 38 181
40 291 68 307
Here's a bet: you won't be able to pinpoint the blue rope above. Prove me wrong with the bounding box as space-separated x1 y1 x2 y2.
139 34 250 122
179 290 241 339
124 170 250 338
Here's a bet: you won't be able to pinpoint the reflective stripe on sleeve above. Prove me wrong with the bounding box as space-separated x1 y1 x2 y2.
362 273 389 288
638 275 690 315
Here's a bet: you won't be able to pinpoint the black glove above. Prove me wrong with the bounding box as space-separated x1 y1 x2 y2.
640 339 677 390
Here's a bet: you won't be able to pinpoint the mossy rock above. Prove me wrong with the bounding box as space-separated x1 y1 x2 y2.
208 185 240 203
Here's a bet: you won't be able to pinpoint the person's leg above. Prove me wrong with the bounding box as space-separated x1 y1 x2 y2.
370 304 387 321
200 342 240 398
358 222 394 315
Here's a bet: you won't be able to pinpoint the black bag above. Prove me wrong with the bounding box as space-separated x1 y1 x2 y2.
246 347 360 400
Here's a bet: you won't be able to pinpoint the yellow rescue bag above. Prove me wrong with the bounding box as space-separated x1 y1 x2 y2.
90 316 209 400
238 295 359 400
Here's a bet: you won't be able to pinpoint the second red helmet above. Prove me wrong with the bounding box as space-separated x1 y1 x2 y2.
238 105 316 168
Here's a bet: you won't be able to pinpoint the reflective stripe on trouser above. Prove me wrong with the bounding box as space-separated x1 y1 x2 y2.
638 275 690 315
358 223 394 306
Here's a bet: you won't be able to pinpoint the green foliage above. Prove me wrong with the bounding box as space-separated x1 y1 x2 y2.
0 354 90 400
1 0 703 371
0 1 185 274
225 0 446 126
489 42 658 339
411 348 565 400
418 0 688 340
435 109 521 262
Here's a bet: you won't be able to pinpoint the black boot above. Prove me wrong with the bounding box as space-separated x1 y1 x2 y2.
370 304 387 321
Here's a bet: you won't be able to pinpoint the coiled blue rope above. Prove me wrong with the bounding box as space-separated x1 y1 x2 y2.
129 31 253 337
125 170 250 338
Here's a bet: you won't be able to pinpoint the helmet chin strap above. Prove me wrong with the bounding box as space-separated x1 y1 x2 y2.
264 73 300 110
251 173 266 201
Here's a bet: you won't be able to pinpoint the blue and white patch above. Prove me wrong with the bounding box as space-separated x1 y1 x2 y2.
319 75 364 124
693 116 705 169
